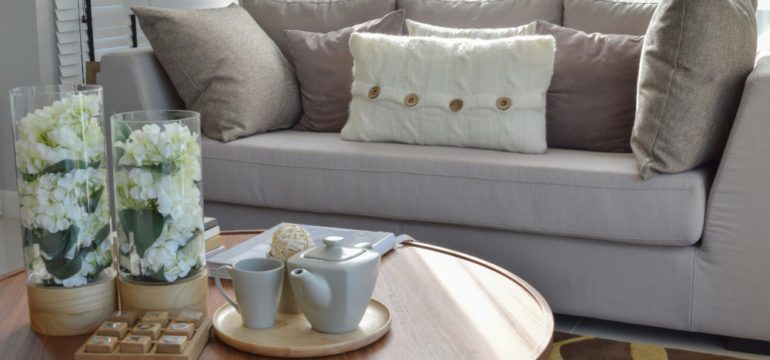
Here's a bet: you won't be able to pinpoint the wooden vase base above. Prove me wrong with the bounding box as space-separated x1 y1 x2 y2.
27 268 117 336
118 269 208 315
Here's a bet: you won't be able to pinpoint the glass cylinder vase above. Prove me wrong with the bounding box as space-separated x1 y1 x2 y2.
111 110 204 284
10 85 113 288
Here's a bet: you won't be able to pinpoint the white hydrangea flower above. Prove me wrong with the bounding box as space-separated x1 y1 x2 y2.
156 175 203 234
115 121 204 282
15 94 103 175
15 93 111 287
142 240 179 273
128 168 157 201
164 238 201 282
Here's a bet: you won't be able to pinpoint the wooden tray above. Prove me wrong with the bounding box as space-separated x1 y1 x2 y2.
212 299 391 358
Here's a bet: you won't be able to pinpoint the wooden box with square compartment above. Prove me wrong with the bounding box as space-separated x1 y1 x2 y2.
73 310 211 360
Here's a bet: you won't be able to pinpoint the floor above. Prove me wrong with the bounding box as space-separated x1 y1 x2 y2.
554 315 769 360
0 217 766 359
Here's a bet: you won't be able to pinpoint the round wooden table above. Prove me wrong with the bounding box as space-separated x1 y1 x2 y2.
0 231 553 359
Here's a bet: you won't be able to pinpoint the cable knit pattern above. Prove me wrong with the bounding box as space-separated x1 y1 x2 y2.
341 32 555 153
406 19 536 38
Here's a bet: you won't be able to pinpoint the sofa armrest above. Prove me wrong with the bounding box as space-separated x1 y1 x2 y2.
100 48 184 116
693 53 770 340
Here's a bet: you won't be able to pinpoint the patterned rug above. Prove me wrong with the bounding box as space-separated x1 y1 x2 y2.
551 332 744 360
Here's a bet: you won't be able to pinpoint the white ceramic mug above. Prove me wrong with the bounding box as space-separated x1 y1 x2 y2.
215 258 284 329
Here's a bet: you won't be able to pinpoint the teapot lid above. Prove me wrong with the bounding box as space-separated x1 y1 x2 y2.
304 236 364 262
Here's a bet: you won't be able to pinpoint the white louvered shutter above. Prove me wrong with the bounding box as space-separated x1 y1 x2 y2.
127 0 236 50
54 0 238 84
55 0 86 84
90 0 135 60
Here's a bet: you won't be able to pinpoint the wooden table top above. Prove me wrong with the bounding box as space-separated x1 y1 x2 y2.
0 231 553 360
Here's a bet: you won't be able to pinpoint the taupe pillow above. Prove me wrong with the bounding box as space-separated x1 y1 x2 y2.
133 5 300 142
286 10 406 132
396 0 562 28
535 21 643 153
632 0 756 179
241 0 396 59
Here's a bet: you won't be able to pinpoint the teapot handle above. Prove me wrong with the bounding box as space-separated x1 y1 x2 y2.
214 265 239 313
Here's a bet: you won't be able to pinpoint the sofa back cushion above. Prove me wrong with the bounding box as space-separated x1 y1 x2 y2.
242 0 396 58
396 0 562 28
563 0 658 35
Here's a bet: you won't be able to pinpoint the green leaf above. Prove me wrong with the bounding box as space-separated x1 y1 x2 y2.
23 228 35 247
157 162 176 175
144 266 167 282
29 228 66 258
42 252 83 280
85 187 104 213
61 226 80 259
21 159 101 181
114 122 133 143
118 208 165 257
113 122 133 161
91 224 111 249
41 160 87 175
115 162 177 176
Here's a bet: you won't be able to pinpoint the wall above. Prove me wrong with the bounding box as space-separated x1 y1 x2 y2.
0 1 55 196
760 1 770 49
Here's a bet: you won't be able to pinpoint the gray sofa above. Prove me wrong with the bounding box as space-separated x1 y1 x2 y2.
101 0 770 343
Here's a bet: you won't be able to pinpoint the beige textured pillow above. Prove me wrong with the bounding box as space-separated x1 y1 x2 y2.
396 0 562 28
405 19 535 38
133 5 300 142
407 20 642 153
632 0 756 179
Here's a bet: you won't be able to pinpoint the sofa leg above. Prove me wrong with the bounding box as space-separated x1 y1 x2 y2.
725 336 770 355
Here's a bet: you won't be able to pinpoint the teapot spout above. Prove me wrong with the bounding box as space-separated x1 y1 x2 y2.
289 268 331 309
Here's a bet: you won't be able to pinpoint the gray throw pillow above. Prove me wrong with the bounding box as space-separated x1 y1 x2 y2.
632 0 756 179
286 10 406 132
133 5 300 142
241 0 396 59
535 21 643 153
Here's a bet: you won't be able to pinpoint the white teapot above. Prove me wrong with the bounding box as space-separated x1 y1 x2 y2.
287 236 380 333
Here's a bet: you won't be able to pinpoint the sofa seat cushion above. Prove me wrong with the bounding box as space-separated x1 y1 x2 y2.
202 131 709 246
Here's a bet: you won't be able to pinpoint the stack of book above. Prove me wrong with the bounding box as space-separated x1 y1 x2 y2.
204 217 222 253
206 223 409 279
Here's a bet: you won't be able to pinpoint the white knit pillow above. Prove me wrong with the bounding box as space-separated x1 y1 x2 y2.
341 33 555 153
406 19 536 38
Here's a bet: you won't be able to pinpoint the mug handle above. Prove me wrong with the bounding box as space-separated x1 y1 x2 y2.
214 265 239 313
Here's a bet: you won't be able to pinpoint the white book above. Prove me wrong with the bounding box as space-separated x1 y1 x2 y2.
204 225 220 241
207 223 406 279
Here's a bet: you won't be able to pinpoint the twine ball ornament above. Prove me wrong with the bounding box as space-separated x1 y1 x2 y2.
270 224 313 261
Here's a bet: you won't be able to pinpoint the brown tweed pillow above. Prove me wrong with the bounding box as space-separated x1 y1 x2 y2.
631 0 756 179
133 4 300 142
